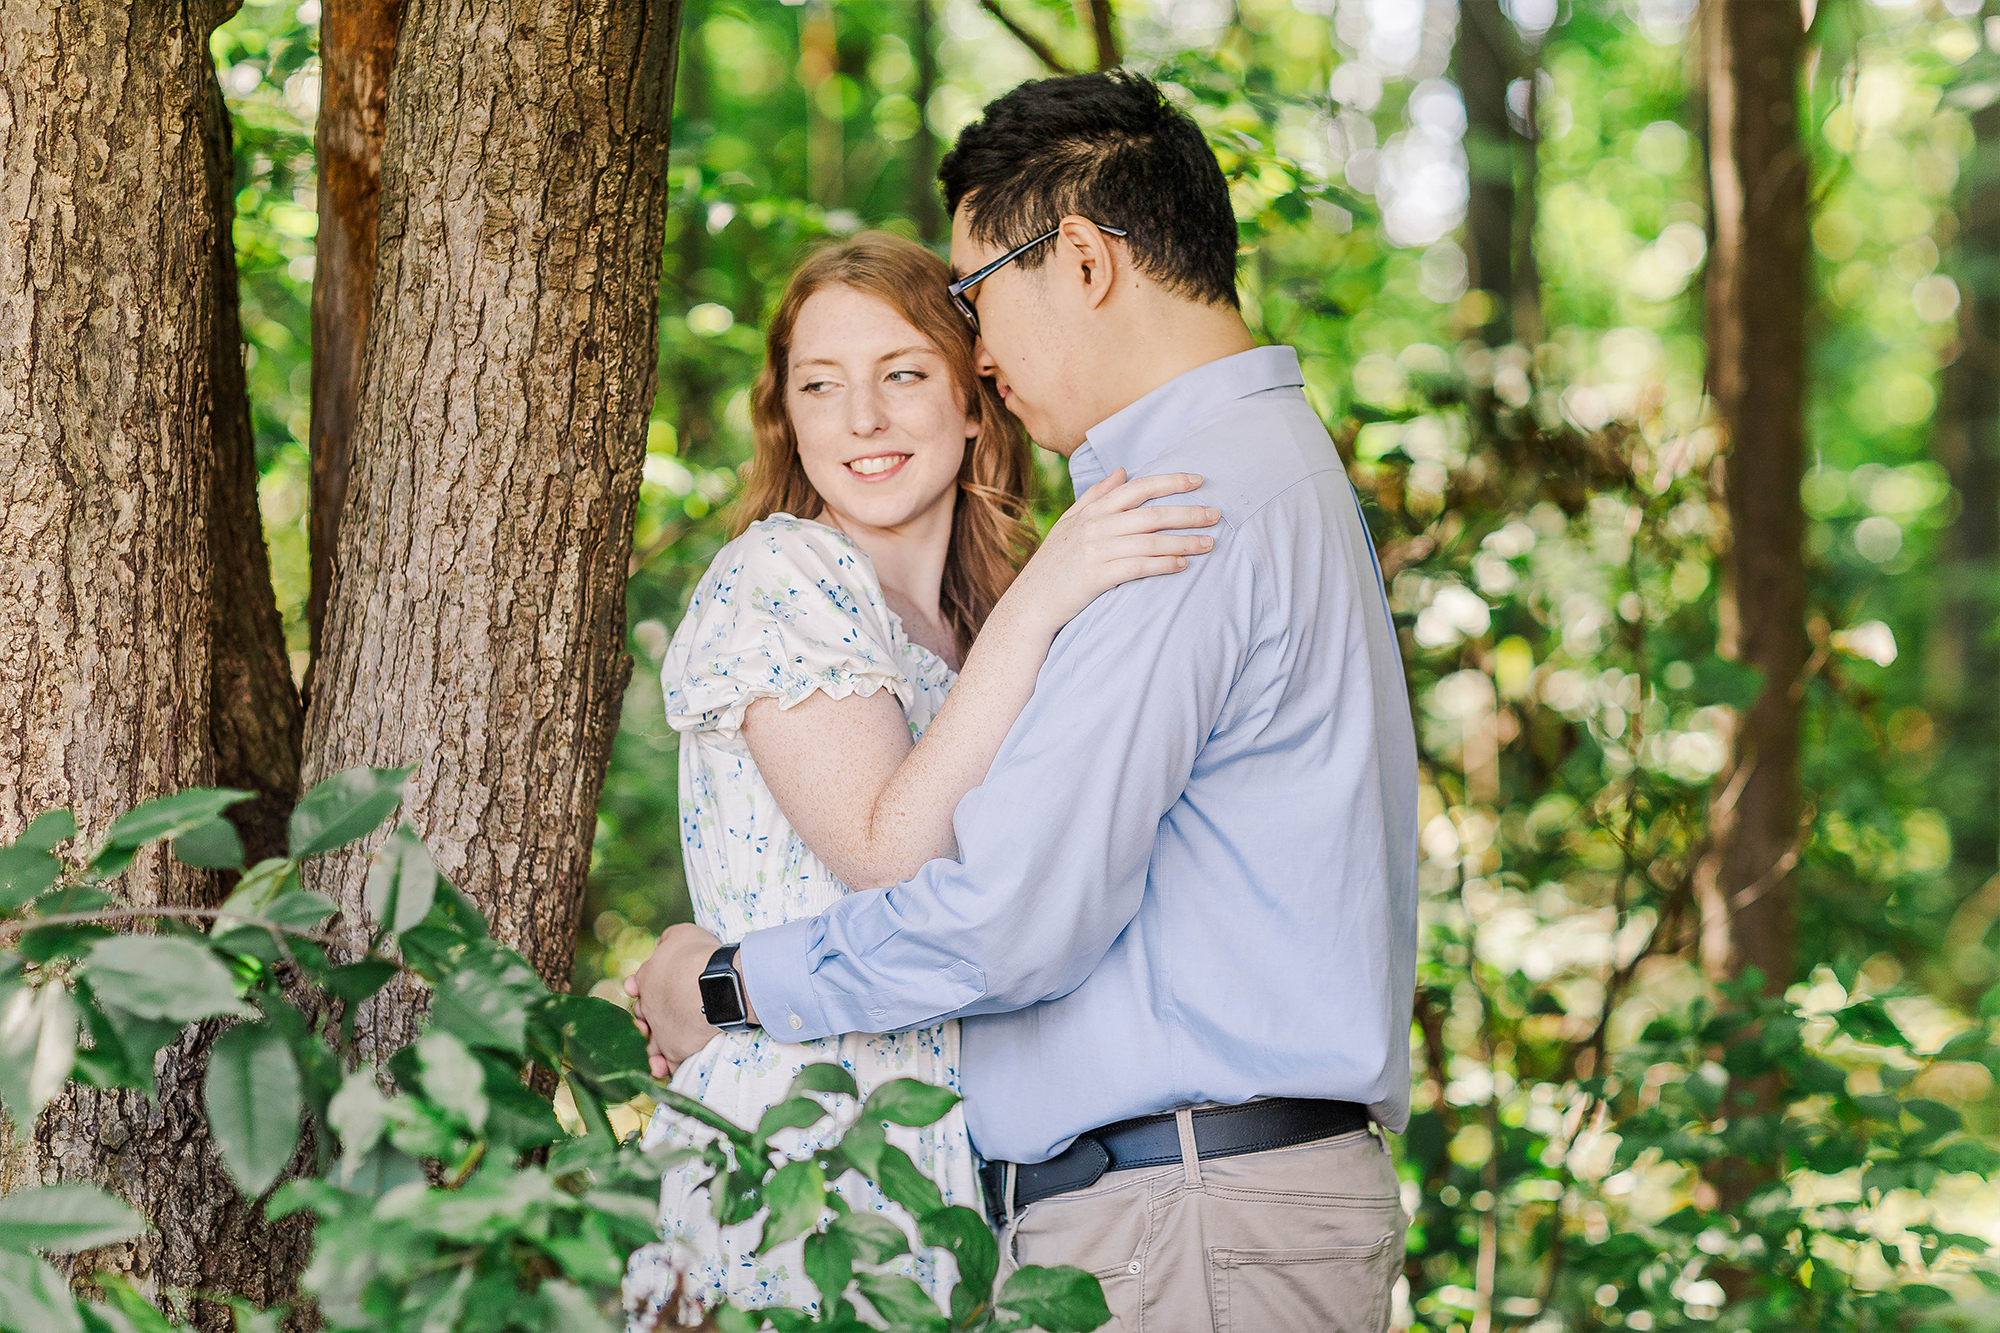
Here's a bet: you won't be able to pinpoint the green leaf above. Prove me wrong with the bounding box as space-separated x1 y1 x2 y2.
0 1250 84 1333
1834 1000 1908 1049
545 993 654 1102
287 766 413 859
831 1211 910 1265
13 811 77 854
428 940 546 1055
326 1067 392 1182
258 891 339 933
854 1273 947 1330
87 937 248 1023
802 1228 858 1313
325 959 398 1006
789 1063 860 1100
756 1096 829 1146
871 1145 943 1219
204 1023 304 1197
0 982 78 1125
712 1309 766 1333
99 789 255 853
1690 655 1765 710
995 1265 1114 1333
215 859 298 920
862 1079 960 1128
916 1206 997 1304
1904 1099 1962 1135
73 984 181 1099
758 1159 830 1251
0 1185 146 1253
475 1051 565 1152
173 818 246 871
0 847 61 915
416 1030 489 1134
363 826 435 936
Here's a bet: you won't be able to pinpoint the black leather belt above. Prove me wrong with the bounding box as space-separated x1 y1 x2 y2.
980 1097 1369 1224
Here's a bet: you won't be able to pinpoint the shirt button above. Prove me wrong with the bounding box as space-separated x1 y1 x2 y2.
788 1014 803 1030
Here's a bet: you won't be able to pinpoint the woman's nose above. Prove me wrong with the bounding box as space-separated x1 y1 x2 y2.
849 383 889 435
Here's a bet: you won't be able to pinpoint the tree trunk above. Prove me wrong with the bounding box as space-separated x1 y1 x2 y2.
1456 1 1517 345
0 3 308 1323
1695 0 1809 994
910 0 942 243
1078 0 1119 71
302 0 682 1055
1936 100 2000 877
306 0 406 690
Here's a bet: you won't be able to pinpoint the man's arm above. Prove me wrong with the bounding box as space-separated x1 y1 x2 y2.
708 530 1253 1049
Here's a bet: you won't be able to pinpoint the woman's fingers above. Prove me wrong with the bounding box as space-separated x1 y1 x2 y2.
1071 467 1129 509
1094 470 1203 511
1105 503 1219 534
1112 533 1215 557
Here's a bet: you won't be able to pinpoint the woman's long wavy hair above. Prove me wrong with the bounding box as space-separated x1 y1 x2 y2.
734 232 1039 658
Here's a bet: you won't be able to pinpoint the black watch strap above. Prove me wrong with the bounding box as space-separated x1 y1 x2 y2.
698 944 754 1032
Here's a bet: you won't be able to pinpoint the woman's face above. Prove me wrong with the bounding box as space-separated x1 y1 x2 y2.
787 285 977 538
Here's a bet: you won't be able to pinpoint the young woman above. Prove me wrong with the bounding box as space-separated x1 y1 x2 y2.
622 233 1216 1318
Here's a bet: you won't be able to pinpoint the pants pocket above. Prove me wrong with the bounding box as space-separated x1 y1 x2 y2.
1208 1232 1399 1333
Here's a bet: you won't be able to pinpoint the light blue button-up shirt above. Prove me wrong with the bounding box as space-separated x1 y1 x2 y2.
739 345 1419 1165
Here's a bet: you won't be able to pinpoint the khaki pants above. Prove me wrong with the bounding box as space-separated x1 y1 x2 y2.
997 1118 1408 1333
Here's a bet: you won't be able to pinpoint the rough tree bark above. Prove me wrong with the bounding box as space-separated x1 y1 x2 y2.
1455 1 1517 345
1695 2 1810 993
0 2 307 1323
306 0 406 684
302 0 682 1054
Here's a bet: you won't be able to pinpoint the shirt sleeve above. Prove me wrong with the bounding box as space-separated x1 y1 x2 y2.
737 531 1257 1037
662 518 914 745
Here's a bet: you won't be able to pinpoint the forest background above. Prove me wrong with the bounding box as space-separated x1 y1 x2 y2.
10 0 2000 1330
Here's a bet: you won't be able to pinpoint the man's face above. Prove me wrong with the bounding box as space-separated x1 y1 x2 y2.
948 205 1083 454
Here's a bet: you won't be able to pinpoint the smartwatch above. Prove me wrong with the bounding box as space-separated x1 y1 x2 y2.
698 945 756 1032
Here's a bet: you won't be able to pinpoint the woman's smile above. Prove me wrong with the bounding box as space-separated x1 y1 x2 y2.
846 451 912 480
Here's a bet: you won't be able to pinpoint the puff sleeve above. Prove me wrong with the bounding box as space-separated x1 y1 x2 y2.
662 516 913 745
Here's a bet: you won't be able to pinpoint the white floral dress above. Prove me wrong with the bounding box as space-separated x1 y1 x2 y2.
624 515 981 1321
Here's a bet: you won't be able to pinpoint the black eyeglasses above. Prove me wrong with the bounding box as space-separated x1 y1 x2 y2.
946 221 1129 330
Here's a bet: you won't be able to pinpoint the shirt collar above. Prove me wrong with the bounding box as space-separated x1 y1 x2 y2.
1068 345 1306 492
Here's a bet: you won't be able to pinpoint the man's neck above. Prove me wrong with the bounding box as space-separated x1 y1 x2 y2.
1051 300 1259 457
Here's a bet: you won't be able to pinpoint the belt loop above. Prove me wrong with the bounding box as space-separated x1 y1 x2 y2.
1003 1162 1018 1222
1174 1108 1202 1188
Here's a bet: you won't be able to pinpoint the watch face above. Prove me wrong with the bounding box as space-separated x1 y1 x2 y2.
698 969 746 1027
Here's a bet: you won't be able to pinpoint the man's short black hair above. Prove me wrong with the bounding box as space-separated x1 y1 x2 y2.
938 71 1240 309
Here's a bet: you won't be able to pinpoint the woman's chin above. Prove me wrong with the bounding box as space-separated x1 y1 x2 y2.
821 487 956 536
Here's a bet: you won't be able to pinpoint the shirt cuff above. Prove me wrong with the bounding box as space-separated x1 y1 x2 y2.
737 916 833 1041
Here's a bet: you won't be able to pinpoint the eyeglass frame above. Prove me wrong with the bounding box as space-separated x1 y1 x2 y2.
946 220 1129 330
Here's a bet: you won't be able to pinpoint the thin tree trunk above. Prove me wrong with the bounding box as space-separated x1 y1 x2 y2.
0 3 308 1323
1078 0 1120 71
302 0 682 1054
1936 101 2000 875
307 0 405 689
1455 1 1518 345
910 0 942 243
1695 0 1809 998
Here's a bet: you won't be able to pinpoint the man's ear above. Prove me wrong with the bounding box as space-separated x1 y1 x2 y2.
1055 215 1121 312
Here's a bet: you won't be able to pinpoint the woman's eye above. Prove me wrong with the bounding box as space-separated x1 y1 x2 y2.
800 380 834 395
886 370 925 384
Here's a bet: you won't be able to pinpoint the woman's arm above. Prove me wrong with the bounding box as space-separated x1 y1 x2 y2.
743 469 1218 889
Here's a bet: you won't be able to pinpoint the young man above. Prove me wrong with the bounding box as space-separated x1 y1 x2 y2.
632 71 1419 1332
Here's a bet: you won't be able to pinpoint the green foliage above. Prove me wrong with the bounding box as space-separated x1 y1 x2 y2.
0 780 1106 1333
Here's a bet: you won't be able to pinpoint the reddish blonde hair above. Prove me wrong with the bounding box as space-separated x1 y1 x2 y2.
735 232 1038 657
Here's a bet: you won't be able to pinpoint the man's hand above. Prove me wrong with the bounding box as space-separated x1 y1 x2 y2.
623 923 726 1078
